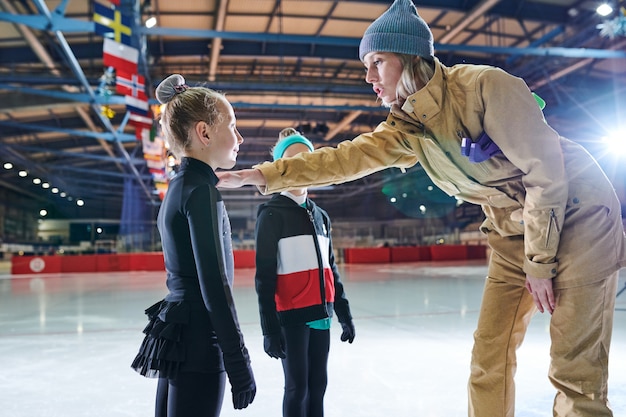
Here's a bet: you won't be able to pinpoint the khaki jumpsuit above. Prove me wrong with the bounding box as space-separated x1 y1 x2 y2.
254 58 626 417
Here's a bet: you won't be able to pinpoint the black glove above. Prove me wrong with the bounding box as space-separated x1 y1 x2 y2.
233 383 256 410
225 352 256 409
263 333 286 359
229 365 256 409
340 320 355 343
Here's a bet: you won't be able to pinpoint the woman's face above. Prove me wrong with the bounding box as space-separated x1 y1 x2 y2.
363 52 403 106
206 99 244 170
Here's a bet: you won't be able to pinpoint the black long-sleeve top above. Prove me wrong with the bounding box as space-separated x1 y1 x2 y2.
157 157 249 374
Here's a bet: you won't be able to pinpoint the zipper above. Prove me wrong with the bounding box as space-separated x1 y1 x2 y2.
306 207 329 314
545 208 561 248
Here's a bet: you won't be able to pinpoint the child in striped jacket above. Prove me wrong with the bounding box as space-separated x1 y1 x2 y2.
254 128 355 417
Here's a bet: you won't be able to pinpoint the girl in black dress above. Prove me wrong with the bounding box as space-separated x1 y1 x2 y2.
131 74 255 417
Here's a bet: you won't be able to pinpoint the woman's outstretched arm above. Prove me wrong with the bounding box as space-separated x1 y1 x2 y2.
216 168 266 189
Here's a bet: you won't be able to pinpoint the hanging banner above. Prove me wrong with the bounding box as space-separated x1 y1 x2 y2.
103 38 138 74
93 2 132 45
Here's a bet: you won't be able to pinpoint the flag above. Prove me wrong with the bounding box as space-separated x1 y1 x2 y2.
143 138 163 155
145 157 166 170
93 2 132 45
128 112 153 130
116 71 145 97
103 38 138 74
136 125 157 142
125 95 149 115
140 127 160 150
149 168 168 182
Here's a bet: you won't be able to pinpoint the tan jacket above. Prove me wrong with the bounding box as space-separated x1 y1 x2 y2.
256 58 626 287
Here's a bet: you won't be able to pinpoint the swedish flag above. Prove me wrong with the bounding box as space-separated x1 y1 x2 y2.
93 2 132 45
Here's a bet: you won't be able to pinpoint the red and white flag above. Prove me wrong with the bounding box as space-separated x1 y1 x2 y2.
103 38 138 74
128 112 153 130
116 71 146 98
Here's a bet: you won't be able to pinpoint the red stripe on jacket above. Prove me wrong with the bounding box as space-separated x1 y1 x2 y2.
275 267 335 312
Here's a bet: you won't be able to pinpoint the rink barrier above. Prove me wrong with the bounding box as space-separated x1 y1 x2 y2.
344 245 487 264
10 252 166 275
10 246 487 274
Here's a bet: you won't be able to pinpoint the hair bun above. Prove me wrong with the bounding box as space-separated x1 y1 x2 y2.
155 74 187 104
278 127 299 140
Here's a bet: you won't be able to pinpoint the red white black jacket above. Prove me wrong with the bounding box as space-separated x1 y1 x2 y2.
254 194 352 335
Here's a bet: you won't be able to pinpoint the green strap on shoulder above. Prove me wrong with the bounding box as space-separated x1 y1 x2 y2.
532 92 546 110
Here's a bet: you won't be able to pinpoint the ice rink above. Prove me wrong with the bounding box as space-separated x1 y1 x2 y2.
1 260 625 417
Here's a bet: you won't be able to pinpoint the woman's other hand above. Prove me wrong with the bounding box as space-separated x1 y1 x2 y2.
525 274 556 314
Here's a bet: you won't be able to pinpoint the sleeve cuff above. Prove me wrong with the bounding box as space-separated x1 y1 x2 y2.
253 162 277 195
523 257 558 279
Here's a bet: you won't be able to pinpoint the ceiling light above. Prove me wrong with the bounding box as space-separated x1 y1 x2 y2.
602 129 626 155
3 162 12 169
76 199 85 206
145 16 157 28
18 170 27 177
33 178 42 185
597 3 613 16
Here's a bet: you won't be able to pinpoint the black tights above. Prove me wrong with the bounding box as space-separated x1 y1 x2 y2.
281 325 330 417
156 371 226 417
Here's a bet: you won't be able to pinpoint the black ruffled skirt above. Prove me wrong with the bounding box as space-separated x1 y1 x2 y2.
130 299 190 379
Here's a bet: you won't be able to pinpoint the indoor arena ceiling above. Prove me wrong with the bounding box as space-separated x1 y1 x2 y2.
1 0 625 220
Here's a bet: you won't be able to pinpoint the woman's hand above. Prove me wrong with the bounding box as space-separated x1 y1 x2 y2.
216 168 266 188
525 274 556 314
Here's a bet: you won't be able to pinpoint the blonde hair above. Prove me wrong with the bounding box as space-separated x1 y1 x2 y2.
156 74 226 159
278 127 298 141
395 54 435 106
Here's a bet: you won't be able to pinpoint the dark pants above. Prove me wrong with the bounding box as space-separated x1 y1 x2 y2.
281 324 331 417
156 371 226 417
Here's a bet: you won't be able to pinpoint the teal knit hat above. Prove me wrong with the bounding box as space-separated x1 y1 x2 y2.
359 0 434 61
272 134 314 161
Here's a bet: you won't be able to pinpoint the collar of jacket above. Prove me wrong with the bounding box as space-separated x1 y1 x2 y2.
257 193 318 214
178 157 218 185
394 57 446 125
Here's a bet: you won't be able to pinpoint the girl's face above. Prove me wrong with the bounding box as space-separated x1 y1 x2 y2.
363 52 403 106
206 99 243 170
282 142 311 195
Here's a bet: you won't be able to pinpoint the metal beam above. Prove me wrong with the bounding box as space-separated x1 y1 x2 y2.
324 110 362 141
0 119 137 142
530 39 626 90
208 0 228 82
1 15 625 60
28 0 155 204
7 144 146 165
75 106 128 173
438 0 502 44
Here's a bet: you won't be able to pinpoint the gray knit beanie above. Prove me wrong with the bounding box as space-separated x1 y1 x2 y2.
359 0 434 61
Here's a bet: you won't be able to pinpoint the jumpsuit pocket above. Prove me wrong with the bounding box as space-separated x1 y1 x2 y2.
545 208 561 249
